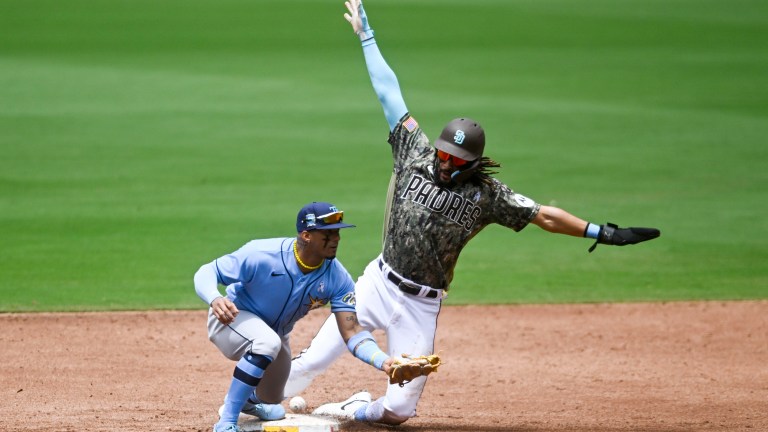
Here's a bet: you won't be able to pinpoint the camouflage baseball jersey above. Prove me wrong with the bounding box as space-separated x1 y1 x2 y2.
382 114 541 290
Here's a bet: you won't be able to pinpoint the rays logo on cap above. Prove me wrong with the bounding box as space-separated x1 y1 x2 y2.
454 130 466 145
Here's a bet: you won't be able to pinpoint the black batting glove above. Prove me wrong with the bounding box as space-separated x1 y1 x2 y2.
588 223 661 253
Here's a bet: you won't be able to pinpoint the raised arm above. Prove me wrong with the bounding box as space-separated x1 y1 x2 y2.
344 0 407 131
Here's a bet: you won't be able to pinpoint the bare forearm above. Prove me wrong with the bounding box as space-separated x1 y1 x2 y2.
532 205 588 236
335 311 362 342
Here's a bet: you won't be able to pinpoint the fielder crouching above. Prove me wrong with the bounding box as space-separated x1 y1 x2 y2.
194 201 395 432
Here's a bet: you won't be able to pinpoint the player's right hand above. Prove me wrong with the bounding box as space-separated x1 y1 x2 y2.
211 296 239 325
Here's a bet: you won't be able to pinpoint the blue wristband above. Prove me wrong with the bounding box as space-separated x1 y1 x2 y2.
346 330 372 351
347 331 387 370
585 223 601 239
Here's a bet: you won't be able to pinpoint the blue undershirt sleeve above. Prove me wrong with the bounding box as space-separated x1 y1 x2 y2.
194 261 223 306
362 39 408 132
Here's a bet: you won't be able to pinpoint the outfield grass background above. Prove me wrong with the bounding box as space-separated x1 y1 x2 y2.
1 0 766 311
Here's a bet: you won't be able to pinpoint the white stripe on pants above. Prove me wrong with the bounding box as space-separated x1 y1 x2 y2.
207 308 292 404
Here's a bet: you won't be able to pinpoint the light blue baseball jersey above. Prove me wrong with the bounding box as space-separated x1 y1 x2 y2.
212 237 356 336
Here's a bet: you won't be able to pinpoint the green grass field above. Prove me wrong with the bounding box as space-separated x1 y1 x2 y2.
1 0 767 311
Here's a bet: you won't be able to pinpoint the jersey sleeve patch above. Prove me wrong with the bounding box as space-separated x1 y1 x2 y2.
403 116 419 133
514 194 536 208
341 292 356 307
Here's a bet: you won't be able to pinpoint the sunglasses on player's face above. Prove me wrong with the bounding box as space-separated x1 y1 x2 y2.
437 149 470 167
315 211 344 224
303 211 344 228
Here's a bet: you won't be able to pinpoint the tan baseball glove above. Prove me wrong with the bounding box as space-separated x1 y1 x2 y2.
389 353 442 387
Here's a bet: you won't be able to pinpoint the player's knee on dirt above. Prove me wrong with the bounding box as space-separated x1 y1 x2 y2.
379 396 417 424
355 397 412 425
380 408 411 425
378 381 423 424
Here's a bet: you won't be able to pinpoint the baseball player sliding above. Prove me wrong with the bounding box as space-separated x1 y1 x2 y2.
195 202 400 432
285 0 661 426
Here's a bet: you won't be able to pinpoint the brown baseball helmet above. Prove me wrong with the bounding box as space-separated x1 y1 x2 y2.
433 117 485 161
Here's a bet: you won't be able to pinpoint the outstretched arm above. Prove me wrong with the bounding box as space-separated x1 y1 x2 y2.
533 205 661 252
335 311 394 375
344 0 407 131
532 206 590 236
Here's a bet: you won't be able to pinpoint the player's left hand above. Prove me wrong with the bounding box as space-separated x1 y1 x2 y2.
589 223 661 252
388 353 442 387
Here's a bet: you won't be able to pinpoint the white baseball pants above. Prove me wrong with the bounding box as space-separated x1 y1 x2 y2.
285 255 442 420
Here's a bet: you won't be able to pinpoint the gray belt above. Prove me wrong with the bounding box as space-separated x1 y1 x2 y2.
378 259 442 299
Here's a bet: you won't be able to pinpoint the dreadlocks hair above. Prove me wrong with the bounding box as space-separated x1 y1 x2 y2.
470 156 501 186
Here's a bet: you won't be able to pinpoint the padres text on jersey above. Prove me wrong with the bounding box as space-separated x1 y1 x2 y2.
401 174 481 231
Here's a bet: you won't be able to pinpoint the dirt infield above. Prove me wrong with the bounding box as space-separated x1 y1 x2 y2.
1 301 766 432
